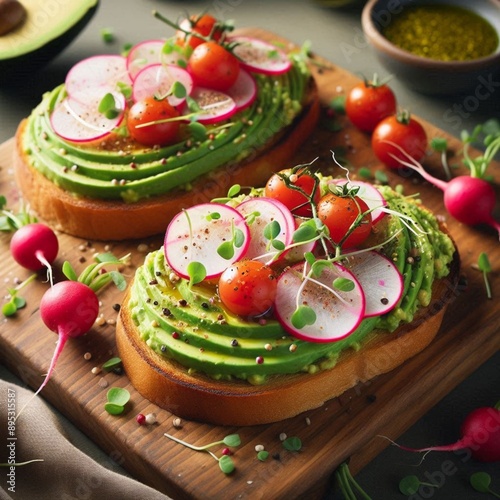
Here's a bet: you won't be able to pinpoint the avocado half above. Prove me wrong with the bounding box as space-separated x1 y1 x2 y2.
0 0 99 84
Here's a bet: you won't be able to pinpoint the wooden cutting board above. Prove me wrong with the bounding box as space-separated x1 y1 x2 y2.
1 29 499 500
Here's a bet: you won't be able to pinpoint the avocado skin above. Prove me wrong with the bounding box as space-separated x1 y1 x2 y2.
0 1 99 85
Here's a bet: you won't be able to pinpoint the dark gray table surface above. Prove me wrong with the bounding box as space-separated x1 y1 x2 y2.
1 1 498 499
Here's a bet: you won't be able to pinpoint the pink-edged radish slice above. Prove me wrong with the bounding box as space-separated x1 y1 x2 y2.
65 55 131 102
50 91 125 143
164 203 250 280
274 261 365 343
229 36 292 75
329 179 387 224
283 218 318 264
226 69 257 111
188 87 236 124
236 197 295 264
126 39 186 80
132 63 193 107
345 250 403 317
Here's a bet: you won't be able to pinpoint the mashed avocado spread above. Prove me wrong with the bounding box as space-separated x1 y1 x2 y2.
20 56 310 203
127 185 455 385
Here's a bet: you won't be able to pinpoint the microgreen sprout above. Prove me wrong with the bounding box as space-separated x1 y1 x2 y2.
102 357 123 372
335 462 372 500
2 273 37 317
0 197 37 232
257 450 269 461
399 475 438 495
477 252 492 299
104 387 130 415
217 219 245 260
63 252 130 293
430 136 452 180
164 433 241 474
100 27 115 44
98 93 122 119
470 472 500 498
282 436 302 451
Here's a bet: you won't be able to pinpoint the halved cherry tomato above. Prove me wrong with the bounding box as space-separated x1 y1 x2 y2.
218 260 277 317
188 41 240 91
265 168 321 217
176 14 223 50
371 111 428 169
127 97 180 147
346 79 397 132
316 193 372 249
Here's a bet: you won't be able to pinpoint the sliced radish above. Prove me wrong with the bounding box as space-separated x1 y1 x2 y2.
50 91 125 143
187 87 236 124
329 179 387 224
229 36 291 75
126 40 186 80
236 197 295 264
274 261 365 343
132 63 193 107
344 250 403 317
226 69 257 111
164 203 250 280
65 55 131 102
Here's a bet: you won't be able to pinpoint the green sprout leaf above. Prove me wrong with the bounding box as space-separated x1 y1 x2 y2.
116 81 132 100
470 472 500 497
478 252 492 299
282 436 302 451
172 81 187 99
227 184 241 198
107 387 130 407
218 455 235 474
187 261 207 286
100 27 115 43
399 475 438 495
233 228 245 248
333 277 355 292
375 170 389 184
62 261 78 281
188 121 207 141
2 274 37 317
311 259 331 278
264 220 281 241
223 434 241 447
98 93 121 119
291 305 316 329
102 357 122 372
217 241 235 260
257 450 269 461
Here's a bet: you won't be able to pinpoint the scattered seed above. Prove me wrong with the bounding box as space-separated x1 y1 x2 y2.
136 413 146 425
91 366 101 375
83 352 92 361
255 444 265 452
172 417 182 428
279 432 287 442
98 377 108 388
145 413 157 425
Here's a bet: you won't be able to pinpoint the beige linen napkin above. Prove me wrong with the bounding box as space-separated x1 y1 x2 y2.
0 379 172 500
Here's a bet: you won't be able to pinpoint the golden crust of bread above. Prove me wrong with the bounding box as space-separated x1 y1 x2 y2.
115 250 460 426
13 80 320 241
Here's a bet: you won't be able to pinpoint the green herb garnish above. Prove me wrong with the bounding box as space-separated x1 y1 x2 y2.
104 387 130 415
477 252 492 299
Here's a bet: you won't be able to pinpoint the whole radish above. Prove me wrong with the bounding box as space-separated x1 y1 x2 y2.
398 405 500 462
15 252 130 419
386 142 500 239
10 223 59 284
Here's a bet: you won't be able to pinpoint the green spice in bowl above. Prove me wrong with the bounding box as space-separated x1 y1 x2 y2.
361 0 500 95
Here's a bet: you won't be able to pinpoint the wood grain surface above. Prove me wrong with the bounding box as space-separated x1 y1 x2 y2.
0 29 499 500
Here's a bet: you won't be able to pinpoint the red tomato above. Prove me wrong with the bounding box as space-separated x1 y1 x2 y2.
188 41 240 91
346 80 397 132
127 97 180 147
265 168 321 217
371 113 428 169
177 14 222 50
218 260 277 317
316 193 372 249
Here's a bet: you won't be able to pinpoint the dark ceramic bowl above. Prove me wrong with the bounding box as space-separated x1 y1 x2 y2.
361 0 500 95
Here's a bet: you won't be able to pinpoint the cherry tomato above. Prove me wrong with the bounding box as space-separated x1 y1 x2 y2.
265 168 321 217
218 260 277 317
188 41 240 91
127 97 180 147
345 79 397 132
371 112 428 169
177 14 223 50
316 193 372 249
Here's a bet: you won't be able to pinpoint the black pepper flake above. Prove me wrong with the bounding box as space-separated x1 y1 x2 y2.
153 300 159 306
201 302 209 309
149 279 158 285
112 366 123 375
380 297 389 305
160 345 167 353
178 299 187 307
231 339 239 347
366 394 377 403
162 308 172 316
155 271 162 276
112 303 121 312
272 453 281 461
217 314 224 321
